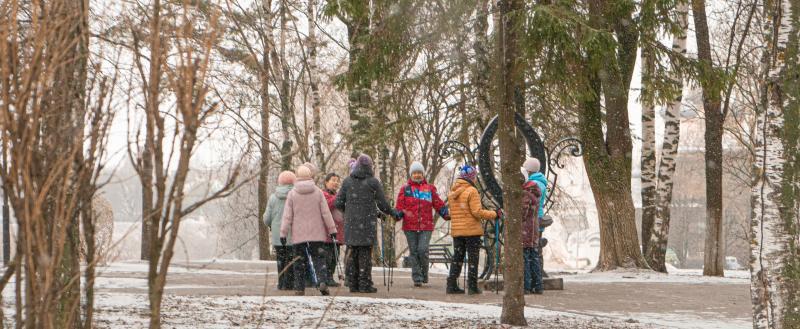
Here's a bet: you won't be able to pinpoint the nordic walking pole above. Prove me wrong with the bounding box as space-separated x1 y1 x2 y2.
390 221 395 288
380 216 387 288
463 248 468 291
494 217 500 294
333 238 345 281
305 242 319 287
342 247 353 287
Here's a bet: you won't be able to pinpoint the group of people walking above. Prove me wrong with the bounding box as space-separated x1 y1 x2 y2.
264 153 548 296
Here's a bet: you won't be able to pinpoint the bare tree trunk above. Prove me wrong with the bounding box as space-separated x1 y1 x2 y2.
131 2 233 329
692 0 725 277
49 0 89 326
580 76 649 270
750 1 800 327
472 0 491 126
644 1 689 273
344 2 373 155
277 0 293 170
258 78 272 260
580 0 648 271
378 146 395 266
496 0 526 325
0 1 110 327
257 0 273 261
140 0 164 262
81 194 97 329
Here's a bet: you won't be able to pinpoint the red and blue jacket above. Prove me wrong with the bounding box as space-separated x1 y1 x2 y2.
395 179 448 231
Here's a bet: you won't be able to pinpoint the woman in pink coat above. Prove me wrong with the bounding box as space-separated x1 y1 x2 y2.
280 165 338 295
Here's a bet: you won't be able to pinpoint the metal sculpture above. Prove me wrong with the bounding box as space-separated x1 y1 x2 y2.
436 113 584 283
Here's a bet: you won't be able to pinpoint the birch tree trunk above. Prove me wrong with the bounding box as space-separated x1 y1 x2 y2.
750 0 800 327
639 47 657 258
644 1 689 273
496 0 526 325
306 0 325 172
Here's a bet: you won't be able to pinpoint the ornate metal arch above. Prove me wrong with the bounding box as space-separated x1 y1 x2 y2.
436 113 583 282
477 113 548 208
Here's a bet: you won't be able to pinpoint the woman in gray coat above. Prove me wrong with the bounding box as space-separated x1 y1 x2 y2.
334 154 402 293
264 171 295 290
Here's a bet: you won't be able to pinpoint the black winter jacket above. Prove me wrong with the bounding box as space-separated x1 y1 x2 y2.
334 163 395 246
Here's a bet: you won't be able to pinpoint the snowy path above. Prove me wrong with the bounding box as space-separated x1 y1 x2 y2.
3 261 751 328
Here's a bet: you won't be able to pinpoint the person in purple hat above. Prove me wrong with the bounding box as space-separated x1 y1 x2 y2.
334 154 403 293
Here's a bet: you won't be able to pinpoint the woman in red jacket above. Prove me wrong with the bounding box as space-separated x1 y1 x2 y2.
321 173 345 287
396 161 449 287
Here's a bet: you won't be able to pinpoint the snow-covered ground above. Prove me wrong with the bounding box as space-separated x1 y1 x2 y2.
1 260 751 328
558 268 749 285
93 293 656 329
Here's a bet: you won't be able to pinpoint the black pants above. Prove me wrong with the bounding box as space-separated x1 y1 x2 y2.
324 243 341 283
346 245 373 290
275 245 295 290
293 242 329 291
448 236 482 289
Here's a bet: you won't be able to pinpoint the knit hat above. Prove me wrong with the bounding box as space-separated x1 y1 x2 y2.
277 171 296 185
296 165 312 180
409 161 425 176
522 157 541 174
458 165 478 181
302 162 319 177
357 154 373 170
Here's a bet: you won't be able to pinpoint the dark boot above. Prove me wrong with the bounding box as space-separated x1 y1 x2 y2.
359 286 378 293
467 279 481 295
465 237 482 295
319 283 330 296
446 278 464 294
468 286 482 295
346 246 358 292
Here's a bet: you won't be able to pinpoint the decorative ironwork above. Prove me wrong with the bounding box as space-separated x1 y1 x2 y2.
477 113 547 208
437 140 476 166
542 137 584 215
547 137 584 170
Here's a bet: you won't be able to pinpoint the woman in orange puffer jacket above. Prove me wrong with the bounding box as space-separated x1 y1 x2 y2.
446 165 498 295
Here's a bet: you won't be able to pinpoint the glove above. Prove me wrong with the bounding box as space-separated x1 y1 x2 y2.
539 215 554 229
495 209 504 219
280 237 287 246
443 215 451 221
438 206 449 219
394 209 404 220
330 233 337 241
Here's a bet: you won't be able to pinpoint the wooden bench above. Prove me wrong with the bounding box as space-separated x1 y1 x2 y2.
428 244 453 269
